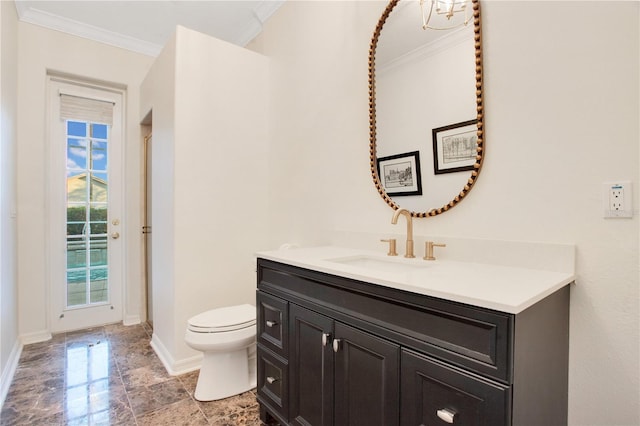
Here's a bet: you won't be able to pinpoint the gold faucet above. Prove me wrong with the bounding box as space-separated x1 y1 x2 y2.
380 239 398 256
424 241 446 261
391 208 415 258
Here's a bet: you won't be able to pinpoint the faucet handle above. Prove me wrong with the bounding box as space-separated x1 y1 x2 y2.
381 239 398 256
424 241 446 261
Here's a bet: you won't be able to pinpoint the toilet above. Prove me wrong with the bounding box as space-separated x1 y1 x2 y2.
184 304 257 401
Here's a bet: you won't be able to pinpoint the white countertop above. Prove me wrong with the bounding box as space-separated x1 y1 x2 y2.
256 246 575 314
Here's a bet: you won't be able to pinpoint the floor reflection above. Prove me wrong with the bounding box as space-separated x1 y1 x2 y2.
65 341 111 424
1 323 261 425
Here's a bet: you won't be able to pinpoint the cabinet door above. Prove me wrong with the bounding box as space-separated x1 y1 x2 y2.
334 322 400 426
289 304 334 426
401 349 510 426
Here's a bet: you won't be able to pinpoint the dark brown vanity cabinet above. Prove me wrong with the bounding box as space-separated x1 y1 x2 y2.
256 258 570 426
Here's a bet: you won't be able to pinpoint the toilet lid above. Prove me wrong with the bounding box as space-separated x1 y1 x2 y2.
188 304 256 332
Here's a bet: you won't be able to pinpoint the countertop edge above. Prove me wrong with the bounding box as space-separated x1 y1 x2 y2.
256 247 575 315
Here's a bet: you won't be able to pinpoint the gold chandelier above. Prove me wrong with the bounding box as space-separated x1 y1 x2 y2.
419 0 471 30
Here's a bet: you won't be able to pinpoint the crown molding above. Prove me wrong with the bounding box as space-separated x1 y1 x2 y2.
15 1 162 57
15 0 284 56
377 25 473 76
235 0 285 46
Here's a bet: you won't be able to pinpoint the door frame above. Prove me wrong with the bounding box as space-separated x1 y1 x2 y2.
46 75 126 333
143 133 152 326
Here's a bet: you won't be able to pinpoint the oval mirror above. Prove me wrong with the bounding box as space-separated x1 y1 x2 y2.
369 0 484 217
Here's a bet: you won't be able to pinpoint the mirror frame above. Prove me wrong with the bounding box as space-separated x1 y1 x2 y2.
368 0 484 217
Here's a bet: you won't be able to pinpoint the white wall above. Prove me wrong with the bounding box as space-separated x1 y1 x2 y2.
0 0 20 402
141 26 270 372
16 23 154 339
140 32 178 367
252 1 639 425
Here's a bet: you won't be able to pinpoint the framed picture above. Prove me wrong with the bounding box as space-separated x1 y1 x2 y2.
432 119 478 174
377 151 422 196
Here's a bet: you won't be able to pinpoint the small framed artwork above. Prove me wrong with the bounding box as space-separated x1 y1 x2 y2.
377 151 422 196
432 119 478 174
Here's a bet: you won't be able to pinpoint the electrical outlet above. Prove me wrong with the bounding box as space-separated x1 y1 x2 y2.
603 181 633 218
610 186 624 211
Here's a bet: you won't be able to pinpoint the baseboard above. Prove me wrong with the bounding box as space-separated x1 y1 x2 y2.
123 314 141 326
150 333 202 376
0 340 23 408
19 330 52 345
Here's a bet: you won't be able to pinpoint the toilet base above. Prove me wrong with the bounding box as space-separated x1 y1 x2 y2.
194 347 256 401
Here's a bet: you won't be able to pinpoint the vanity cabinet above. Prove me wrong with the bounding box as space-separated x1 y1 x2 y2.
256 258 570 426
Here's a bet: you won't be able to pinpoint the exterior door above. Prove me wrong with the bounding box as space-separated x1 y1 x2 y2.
48 77 124 332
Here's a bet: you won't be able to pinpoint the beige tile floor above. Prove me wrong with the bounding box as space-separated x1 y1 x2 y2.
0 323 264 425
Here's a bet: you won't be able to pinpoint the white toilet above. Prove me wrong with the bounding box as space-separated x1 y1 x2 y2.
184 304 257 401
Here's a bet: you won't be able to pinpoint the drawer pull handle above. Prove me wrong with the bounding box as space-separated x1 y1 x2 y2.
436 408 456 424
266 376 279 384
322 333 332 346
265 320 278 328
332 338 341 353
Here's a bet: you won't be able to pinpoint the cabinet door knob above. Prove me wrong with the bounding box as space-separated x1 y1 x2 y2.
436 408 456 424
322 333 332 346
265 320 278 328
266 376 279 384
332 338 341 353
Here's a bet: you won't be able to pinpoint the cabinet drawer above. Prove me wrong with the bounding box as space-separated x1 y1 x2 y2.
257 291 288 357
401 349 509 426
257 345 288 423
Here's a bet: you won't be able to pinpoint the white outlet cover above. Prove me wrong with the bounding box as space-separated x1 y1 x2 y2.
603 181 633 218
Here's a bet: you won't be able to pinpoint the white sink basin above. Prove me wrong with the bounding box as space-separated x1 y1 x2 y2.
326 255 430 274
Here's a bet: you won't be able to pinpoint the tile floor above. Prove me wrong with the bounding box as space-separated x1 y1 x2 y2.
0 323 264 425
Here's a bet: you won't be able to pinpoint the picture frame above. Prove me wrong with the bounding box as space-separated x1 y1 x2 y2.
432 119 478 174
376 151 422 197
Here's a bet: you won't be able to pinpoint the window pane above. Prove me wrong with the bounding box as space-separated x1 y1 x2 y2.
90 173 107 202
67 172 87 202
91 124 108 139
90 222 107 236
67 237 86 268
67 269 87 306
67 205 86 222
67 138 87 170
89 236 107 266
67 223 85 236
89 205 107 221
90 141 107 171
67 121 86 137
90 268 108 303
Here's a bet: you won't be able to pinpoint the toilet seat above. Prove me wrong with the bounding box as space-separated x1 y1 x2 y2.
187 303 256 333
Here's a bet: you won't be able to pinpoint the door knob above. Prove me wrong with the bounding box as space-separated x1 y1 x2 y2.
111 232 120 239
332 338 341 352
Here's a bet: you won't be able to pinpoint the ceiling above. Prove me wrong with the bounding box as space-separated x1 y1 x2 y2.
14 0 285 57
